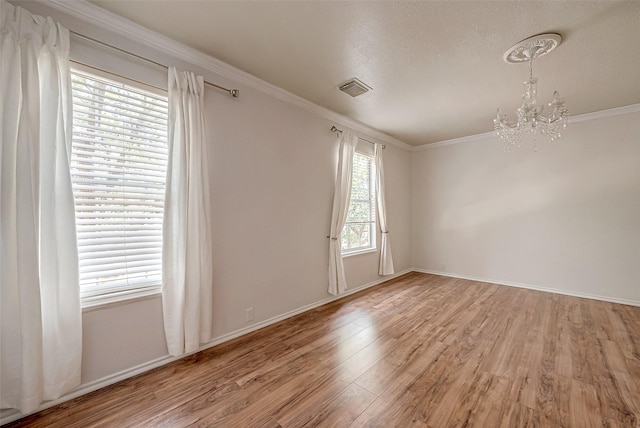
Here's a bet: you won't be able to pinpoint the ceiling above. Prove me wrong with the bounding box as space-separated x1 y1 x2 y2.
89 1 640 146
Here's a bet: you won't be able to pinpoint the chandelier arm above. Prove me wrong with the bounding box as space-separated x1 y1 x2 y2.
539 116 565 125
497 122 519 129
533 115 551 124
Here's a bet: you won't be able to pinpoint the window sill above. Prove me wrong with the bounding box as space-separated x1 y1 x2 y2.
342 248 377 258
82 286 162 312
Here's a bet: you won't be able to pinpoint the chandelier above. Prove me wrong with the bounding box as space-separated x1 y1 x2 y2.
494 34 569 150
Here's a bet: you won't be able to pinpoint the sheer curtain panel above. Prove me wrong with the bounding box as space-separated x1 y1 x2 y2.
375 144 395 275
328 131 358 295
162 67 213 356
0 1 82 413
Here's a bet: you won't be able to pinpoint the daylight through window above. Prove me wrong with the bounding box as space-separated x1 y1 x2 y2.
70 71 169 302
342 152 376 254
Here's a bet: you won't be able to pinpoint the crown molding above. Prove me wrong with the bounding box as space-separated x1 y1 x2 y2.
567 103 640 124
413 103 640 151
28 1 640 153
412 131 495 152
43 0 412 151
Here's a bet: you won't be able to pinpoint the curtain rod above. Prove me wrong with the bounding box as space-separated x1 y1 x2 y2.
330 126 385 149
69 59 167 92
70 31 239 97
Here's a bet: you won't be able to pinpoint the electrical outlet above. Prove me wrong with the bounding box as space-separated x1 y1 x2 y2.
245 307 254 322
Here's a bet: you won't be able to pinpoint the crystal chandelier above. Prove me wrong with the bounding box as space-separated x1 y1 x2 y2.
494 34 569 150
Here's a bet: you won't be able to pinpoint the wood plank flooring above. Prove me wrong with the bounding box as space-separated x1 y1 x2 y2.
7 273 640 427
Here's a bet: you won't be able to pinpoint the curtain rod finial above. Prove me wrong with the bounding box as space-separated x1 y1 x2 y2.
230 89 239 97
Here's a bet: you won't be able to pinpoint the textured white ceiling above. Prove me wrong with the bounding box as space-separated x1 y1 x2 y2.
90 0 640 146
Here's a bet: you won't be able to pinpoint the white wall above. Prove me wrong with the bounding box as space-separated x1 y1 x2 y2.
8 0 413 400
411 110 640 304
79 84 413 385
83 75 410 385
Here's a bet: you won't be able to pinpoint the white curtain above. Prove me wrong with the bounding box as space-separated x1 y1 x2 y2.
374 144 395 275
0 1 82 413
162 67 213 356
328 131 358 295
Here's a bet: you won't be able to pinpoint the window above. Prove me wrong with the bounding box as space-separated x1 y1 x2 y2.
70 71 169 304
342 152 376 254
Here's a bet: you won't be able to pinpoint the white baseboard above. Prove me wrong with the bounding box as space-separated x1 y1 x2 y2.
196 268 413 351
0 269 412 425
412 268 640 307
8 266 634 424
0 355 176 425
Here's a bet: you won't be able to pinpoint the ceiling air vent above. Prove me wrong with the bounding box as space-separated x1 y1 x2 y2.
338 78 372 97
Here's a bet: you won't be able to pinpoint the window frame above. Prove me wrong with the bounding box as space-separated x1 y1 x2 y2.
341 150 377 256
69 66 169 308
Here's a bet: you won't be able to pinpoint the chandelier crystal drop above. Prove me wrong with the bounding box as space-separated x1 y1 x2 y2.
494 34 569 151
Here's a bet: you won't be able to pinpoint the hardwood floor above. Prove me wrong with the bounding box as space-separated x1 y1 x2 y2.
7 273 640 427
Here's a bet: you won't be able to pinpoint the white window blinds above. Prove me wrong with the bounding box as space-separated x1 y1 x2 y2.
70 71 169 301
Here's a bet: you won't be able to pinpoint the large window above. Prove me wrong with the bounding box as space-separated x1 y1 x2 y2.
342 152 376 254
70 70 169 304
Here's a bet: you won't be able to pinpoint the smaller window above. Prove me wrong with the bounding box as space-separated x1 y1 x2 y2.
342 152 376 254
